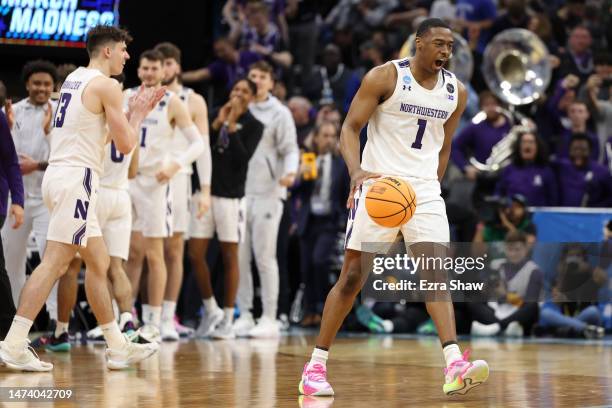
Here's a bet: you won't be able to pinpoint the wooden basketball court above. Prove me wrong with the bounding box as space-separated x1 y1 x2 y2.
1 333 610 407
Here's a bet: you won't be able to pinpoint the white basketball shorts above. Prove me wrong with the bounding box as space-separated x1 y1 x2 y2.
189 194 246 243
130 175 173 238
96 187 132 260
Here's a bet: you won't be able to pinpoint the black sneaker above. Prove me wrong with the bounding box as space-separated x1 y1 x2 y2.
122 321 139 342
45 332 71 352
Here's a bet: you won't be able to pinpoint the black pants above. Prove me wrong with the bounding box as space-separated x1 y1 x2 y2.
0 216 17 339
466 302 539 335
300 216 337 315
276 200 292 316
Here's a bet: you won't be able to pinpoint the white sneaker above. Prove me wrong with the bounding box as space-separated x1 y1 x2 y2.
160 320 179 341
249 316 280 338
211 321 236 340
174 317 195 337
0 341 53 372
504 321 524 337
470 321 501 337
196 308 224 338
86 325 105 342
233 314 255 337
105 336 159 370
138 324 161 344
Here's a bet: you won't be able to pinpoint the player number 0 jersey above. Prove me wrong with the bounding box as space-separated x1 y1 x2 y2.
361 59 459 180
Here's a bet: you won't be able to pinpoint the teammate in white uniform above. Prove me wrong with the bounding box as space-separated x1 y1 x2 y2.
155 42 212 341
125 49 204 344
1 60 59 323
0 25 164 371
299 19 489 397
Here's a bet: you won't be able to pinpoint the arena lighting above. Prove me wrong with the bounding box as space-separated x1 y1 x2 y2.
0 0 120 48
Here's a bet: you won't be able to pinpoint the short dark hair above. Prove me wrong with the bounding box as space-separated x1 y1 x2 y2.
248 60 275 79
234 78 258 95
416 18 451 37
22 59 57 84
139 49 164 64
155 42 182 65
569 132 593 150
86 25 132 57
505 230 527 244
512 131 549 167
478 90 500 107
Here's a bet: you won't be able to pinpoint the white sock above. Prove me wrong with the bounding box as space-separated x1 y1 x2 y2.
162 301 176 322
100 321 126 349
443 343 463 367
119 312 133 329
223 307 234 325
309 347 329 366
55 321 69 338
150 306 162 327
112 300 119 321
141 304 151 325
5 316 33 347
203 297 219 314
381 319 394 333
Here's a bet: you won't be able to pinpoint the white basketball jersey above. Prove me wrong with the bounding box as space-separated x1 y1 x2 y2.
124 88 174 176
100 141 134 190
172 86 194 175
361 59 459 180
48 67 106 174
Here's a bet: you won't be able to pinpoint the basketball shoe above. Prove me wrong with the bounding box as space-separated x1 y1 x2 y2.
233 314 255 337
105 335 159 370
0 340 54 371
248 316 280 338
138 324 161 344
299 363 334 396
174 316 195 337
196 308 224 338
443 350 489 395
45 332 71 352
210 320 236 340
160 320 180 341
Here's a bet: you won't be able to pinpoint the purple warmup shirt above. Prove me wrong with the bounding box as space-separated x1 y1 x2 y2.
496 163 558 206
554 159 612 207
451 120 511 171
207 51 262 90
0 111 24 217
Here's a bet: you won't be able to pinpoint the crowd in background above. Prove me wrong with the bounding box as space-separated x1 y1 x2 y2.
1 0 611 341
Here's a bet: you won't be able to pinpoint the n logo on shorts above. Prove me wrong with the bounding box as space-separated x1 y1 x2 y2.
74 199 89 220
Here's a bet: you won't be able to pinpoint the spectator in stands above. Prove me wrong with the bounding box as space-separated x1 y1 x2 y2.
286 0 319 80
549 0 587 48
554 133 612 207
272 80 287 103
225 0 289 44
384 0 429 30
489 0 530 38
557 26 594 85
582 52 612 163
451 91 511 181
227 1 292 71
470 231 542 337
537 243 606 339
288 96 315 148
295 121 350 327
556 101 599 161
473 194 537 244
496 131 558 207
182 37 262 92
302 44 361 114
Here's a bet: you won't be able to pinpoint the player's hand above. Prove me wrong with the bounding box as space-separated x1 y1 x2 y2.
464 165 479 181
347 168 381 209
43 101 53 135
155 161 181 184
4 99 15 130
197 190 211 219
279 173 296 187
128 85 167 122
10 204 24 229
18 154 38 175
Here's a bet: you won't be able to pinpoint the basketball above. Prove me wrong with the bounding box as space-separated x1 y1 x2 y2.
365 177 417 228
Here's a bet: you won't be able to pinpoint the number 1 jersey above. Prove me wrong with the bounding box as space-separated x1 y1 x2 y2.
361 59 459 181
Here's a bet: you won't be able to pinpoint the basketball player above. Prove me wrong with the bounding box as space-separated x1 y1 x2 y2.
154 42 212 341
298 19 489 396
125 50 204 344
1 60 59 325
0 25 164 371
234 61 299 338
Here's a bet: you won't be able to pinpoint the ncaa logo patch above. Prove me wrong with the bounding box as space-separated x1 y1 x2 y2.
446 83 455 93
403 75 412 85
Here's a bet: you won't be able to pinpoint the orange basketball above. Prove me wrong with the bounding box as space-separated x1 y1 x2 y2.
365 177 417 228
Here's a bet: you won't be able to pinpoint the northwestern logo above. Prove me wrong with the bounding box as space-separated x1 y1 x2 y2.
446 83 455 93
399 103 449 120
74 199 89 220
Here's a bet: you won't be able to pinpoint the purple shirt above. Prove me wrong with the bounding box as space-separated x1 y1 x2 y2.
556 129 599 162
451 120 511 171
0 111 24 217
554 159 612 207
496 163 558 206
207 51 262 90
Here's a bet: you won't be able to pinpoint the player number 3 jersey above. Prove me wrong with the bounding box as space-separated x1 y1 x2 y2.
361 59 459 180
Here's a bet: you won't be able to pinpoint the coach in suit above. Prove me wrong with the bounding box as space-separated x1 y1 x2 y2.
0 110 24 338
296 121 350 326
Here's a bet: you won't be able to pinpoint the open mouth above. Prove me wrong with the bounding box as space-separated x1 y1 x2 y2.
434 59 446 68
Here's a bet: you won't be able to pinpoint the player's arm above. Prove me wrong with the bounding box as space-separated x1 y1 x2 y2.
439 80 467 181
128 144 139 179
340 63 394 207
190 93 212 217
182 68 212 84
